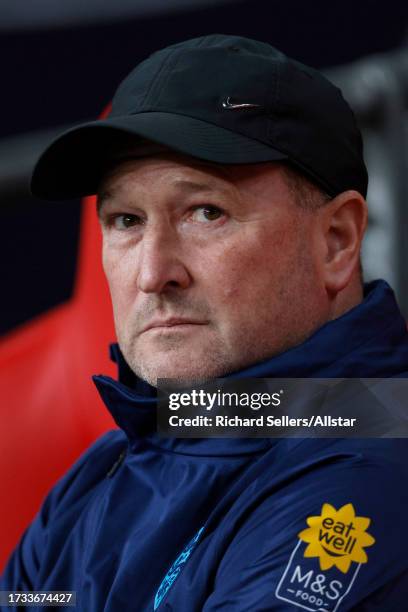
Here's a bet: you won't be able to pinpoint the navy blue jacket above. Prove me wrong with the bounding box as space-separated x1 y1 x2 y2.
2 280 408 611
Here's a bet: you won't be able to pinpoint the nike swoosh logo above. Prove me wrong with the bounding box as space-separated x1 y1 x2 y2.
222 96 261 110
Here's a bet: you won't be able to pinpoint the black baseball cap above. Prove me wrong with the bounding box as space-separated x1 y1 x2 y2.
31 34 368 200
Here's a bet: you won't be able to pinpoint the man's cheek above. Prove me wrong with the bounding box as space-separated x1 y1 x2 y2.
109 282 137 337
221 282 243 301
206 250 251 298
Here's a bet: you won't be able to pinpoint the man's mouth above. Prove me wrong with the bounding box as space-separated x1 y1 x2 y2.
142 318 208 333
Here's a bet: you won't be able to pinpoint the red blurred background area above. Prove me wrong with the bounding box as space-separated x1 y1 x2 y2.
0 194 116 569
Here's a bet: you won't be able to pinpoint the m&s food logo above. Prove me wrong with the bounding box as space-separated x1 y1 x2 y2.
276 503 376 612
298 503 375 574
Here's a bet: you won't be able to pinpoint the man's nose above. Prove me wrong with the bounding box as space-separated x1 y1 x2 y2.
136 225 191 294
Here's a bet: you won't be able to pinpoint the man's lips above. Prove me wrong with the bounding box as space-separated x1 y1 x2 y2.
142 318 208 333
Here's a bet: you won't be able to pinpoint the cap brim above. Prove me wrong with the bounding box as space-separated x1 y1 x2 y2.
31 112 288 200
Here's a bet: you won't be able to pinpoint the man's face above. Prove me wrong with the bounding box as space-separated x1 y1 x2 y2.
98 153 328 385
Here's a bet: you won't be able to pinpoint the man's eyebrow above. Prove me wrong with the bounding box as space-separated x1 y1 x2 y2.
97 178 228 214
96 190 114 216
170 179 225 193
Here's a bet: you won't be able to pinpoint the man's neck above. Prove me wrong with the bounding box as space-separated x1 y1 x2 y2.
329 278 364 321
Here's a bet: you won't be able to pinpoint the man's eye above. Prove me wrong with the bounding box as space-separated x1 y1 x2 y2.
191 206 224 223
112 214 142 230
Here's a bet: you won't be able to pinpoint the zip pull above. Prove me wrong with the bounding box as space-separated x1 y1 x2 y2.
106 449 126 478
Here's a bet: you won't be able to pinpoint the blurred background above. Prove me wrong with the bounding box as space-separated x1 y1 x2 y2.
1 0 408 567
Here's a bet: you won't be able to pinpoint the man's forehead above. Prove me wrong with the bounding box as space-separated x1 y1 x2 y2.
99 142 288 194
98 150 248 198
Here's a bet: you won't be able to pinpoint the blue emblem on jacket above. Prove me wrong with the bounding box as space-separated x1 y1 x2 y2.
154 527 205 610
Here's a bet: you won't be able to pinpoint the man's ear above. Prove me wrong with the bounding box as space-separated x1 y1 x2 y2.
320 190 368 295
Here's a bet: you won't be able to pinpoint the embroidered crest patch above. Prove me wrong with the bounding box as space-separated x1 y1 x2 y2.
154 526 205 610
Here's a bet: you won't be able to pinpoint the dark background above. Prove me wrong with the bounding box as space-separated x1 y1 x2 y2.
2 0 408 335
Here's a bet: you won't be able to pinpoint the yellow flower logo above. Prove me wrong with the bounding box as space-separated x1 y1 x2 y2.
298 503 375 574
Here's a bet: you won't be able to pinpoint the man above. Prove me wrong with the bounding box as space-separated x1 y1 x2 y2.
2 34 408 611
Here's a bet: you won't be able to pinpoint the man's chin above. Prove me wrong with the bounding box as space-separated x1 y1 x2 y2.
126 351 230 388
135 365 218 389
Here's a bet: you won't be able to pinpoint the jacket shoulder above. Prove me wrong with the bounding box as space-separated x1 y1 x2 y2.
202 438 408 611
46 429 127 518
